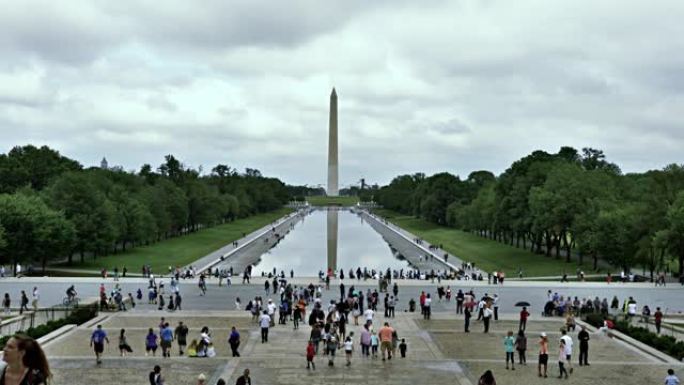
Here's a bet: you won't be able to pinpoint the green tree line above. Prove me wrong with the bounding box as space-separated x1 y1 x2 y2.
375 147 684 278
0 145 290 273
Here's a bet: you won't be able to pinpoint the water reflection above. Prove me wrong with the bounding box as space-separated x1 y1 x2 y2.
327 208 338 272
252 208 410 276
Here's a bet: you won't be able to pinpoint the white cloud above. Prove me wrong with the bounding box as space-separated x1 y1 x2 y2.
0 0 683 187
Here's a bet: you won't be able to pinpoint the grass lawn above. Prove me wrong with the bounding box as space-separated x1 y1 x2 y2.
57 208 292 274
373 209 588 277
306 196 358 206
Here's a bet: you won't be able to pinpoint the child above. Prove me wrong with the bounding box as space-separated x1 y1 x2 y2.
344 336 353 366
399 338 407 358
187 339 198 357
370 331 379 358
306 340 316 370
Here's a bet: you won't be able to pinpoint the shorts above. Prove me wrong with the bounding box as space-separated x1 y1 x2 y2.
146 345 158 353
381 341 392 352
538 353 548 365
161 340 172 349
566 354 571 361
93 342 104 353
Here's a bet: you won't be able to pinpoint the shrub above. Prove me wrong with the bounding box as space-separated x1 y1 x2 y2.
0 304 98 350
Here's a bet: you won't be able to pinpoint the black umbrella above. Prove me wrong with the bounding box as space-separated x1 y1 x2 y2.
515 301 531 307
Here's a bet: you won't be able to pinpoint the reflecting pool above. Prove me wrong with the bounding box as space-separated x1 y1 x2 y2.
252 208 410 276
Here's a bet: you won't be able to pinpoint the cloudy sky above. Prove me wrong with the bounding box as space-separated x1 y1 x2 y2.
1 0 683 188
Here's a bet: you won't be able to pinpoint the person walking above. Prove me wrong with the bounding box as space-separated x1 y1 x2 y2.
344 335 354 366
664 368 680 385
478 370 496 385
504 331 516 370
423 294 432 320
655 307 663 334
235 368 251 385
538 332 549 378
306 340 316 370
379 322 395 361
515 330 527 365
259 310 270 343
493 294 499 321
228 326 241 357
325 328 340 366
3 293 9 315
1 334 51 385
90 324 110 364
160 322 174 357
19 291 29 314
174 321 189 355
145 328 159 356
149 365 164 385
558 339 569 379
119 328 133 357
578 325 590 366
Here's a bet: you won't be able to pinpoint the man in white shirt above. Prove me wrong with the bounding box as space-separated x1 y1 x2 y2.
259 310 271 343
627 301 637 318
31 287 40 311
560 329 574 373
364 308 374 327
267 299 277 325
482 305 493 333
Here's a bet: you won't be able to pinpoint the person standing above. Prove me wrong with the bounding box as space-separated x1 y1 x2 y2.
504 331 516 370
235 368 251 385
538 332 548 378
90 324 109 364
456 289 464 314
145 328 159 356
519 306 530 331
515 330 527 365
493 294 499 321
655 307 663 334
228 326 241 357
483 304 493 333
259 310 270 343
578 325 590 366
664 369 680 385
560 329 574 373
174 321 189 355
1 334 51 384
31 287 39 311
423 294 432 320
464 306 472 333
558 339 569 379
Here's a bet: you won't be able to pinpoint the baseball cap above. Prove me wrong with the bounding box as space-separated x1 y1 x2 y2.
540 332 547 337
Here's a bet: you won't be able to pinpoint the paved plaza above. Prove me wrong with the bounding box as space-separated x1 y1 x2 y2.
41 309 680 385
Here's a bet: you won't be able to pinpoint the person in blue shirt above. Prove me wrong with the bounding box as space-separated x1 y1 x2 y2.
228 326 241 357
504 330 516 370
90 325 109 364
160 323 174 357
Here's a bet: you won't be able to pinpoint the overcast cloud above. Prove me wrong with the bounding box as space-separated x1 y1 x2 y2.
1 0 683 187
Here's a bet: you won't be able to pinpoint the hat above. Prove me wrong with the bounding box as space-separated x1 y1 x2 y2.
197 373 206 382
540 332 547 337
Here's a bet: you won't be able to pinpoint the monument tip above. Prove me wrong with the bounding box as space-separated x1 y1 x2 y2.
331 87 337 96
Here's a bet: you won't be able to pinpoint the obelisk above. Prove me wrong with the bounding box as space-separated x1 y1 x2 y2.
327 88 339 196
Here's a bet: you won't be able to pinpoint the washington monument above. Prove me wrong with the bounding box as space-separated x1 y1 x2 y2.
327 88 339 196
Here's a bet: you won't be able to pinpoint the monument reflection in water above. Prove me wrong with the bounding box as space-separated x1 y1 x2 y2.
327 208 338 272
252 208 409 276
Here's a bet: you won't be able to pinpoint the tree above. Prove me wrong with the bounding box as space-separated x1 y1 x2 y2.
665 191 684 276
0 194 75 272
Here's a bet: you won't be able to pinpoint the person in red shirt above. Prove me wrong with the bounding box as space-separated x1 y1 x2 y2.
654 307 663 334
306 340 316 370
419 291 427 317
519 307 530 331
